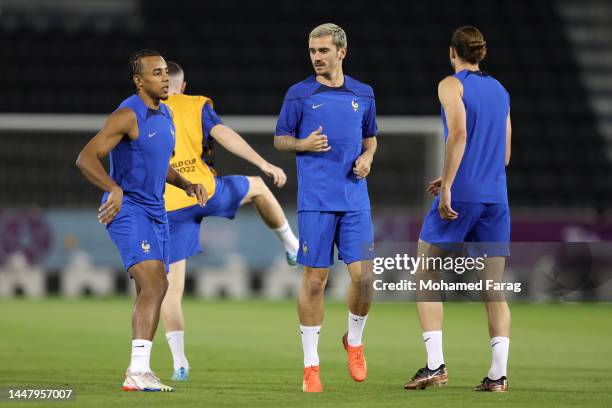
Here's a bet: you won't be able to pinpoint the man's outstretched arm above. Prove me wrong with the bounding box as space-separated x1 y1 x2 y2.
211 124 287 187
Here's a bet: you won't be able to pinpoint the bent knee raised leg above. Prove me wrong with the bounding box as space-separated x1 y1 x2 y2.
240 176 266 205
247 176 267 195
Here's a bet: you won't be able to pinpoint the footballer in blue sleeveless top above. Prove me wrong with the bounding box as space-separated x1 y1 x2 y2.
76 50 206 392
419 71 510 251
102 93 176 270
275 24 377 392
405 27 512 393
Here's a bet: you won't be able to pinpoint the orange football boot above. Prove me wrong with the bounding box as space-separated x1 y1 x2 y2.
342 332 367 382
303 365 323 392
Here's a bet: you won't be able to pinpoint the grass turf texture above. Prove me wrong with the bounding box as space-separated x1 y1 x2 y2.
0 299 610 407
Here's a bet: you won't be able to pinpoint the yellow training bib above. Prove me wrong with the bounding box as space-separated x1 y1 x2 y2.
163 94 217 212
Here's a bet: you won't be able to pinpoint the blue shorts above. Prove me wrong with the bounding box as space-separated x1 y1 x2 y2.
106 202 170 273
167 175 250 263
297 211 375 268
419 198 510 257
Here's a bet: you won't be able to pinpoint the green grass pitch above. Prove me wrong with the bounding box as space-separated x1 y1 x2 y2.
0 299 611 407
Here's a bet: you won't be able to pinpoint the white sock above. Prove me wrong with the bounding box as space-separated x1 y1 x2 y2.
300 325 321 367
272 220 299 254
422 331 444 369
488 336 510 380
130 339 152 373
347 312 368 346
166 330 189 371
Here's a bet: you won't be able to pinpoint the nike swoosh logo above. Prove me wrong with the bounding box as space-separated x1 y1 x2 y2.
352 318 360 321
312 103 324 109
148 132 157 138
135 345 145 348
492 342 500 347
427 369 440 379
424 338 431 343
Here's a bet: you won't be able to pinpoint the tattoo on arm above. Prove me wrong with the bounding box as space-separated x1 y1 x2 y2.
274 136 302 152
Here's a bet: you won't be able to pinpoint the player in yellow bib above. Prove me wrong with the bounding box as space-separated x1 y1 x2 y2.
161 61 299 381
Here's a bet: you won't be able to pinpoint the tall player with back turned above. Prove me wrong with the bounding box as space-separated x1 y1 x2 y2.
403 26 512 392
275 23 378 393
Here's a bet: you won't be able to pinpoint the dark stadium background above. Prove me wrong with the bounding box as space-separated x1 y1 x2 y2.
0 0 611 298
1 2 612 407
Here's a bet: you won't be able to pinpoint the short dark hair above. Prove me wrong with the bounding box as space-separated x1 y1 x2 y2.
128 49 162 84
167 61 184 78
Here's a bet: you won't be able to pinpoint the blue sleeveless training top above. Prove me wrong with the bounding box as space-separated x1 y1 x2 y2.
102 94 176 219
441 70 510 204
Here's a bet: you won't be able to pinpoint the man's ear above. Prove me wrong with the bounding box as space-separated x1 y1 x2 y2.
133 75 142 90
181 81 187 93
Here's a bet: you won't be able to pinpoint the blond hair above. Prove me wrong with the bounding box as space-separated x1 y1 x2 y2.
309 23 347 49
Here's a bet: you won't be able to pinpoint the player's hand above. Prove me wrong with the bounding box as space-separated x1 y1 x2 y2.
300 126 331 152
427 177 442 196
185 183 208 207
98 186 123 225
438 187 458 220
353 152 373 179
261 162 287 188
